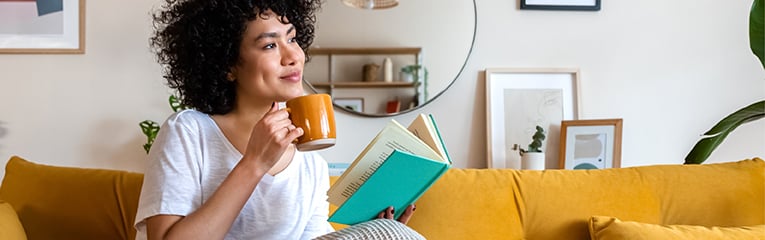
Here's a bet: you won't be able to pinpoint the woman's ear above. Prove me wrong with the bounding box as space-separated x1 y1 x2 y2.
226 69 237 81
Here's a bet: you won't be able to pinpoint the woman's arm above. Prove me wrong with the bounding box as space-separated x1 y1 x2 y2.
146 105 303 240
146 160 267 240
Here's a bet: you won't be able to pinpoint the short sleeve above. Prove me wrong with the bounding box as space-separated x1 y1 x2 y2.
134 112 205 235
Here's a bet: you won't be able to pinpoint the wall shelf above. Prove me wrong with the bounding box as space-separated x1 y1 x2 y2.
305 47 423 114
310 81 415 88
306 47 421 90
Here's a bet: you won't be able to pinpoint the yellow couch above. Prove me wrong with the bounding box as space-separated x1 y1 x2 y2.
1 155 763 240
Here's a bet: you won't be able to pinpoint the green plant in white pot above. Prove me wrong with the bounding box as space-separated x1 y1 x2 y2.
519 125 546 170
685 0 764 164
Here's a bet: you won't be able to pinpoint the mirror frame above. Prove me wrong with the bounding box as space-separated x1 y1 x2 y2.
305 0 477 117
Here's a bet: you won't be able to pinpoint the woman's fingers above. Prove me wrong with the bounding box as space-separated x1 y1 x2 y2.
377 206 394 220
396 204 415 224
375 205 415 224
285 126 303 141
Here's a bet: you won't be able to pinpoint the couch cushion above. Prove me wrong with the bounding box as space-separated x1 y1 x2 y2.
518 158 765 240
0 156 144 240
0 200 26 240
404 168 525 239
589 216 765 240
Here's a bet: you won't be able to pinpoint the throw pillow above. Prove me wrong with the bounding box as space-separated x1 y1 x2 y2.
314 219 425 240
0 201 27 240
589 216 765 240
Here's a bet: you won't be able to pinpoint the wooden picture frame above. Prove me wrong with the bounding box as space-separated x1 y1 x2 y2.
334 97 365 112
520 0 601 11
559 119 622 169
0 0 85 54
485 68 581 169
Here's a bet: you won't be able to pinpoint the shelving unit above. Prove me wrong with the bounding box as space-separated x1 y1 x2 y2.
305 47 423 114
310 81 415 88
306 47 421 90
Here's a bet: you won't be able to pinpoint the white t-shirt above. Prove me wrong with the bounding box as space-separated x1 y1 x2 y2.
134 109 334 240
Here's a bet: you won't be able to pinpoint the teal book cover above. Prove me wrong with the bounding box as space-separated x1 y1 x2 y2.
328 150 450 225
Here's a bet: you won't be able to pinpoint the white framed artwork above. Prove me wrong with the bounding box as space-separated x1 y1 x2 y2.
485 68 580 169
334 97 365 112
0 0 85 53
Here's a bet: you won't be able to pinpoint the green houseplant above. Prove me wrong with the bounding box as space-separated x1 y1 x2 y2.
518 125 546 170
519 125 546 155
139 95 188 153
685 0 764 164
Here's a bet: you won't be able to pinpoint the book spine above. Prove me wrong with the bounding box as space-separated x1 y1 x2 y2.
429 114 452 164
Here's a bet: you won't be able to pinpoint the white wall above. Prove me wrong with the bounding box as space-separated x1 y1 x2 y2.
1 0 763 181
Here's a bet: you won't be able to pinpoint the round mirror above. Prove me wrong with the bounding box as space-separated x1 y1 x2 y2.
304 0 476 117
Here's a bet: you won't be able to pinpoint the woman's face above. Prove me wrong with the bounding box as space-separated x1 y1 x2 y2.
231 10 305 106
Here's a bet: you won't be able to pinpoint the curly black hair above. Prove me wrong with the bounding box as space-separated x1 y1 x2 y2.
151 0 323 115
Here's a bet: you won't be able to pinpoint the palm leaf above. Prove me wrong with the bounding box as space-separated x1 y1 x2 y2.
685 100 765 164
751 0 764 69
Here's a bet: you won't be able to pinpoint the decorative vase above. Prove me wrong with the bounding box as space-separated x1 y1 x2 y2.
521 152 545 170
382 57 393 82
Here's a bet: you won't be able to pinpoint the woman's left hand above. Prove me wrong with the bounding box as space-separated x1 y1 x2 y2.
376 204 415 224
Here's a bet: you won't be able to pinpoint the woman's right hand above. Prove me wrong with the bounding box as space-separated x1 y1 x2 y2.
243 103 303 173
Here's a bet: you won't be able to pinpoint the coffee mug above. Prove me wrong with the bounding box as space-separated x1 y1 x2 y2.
285 93 336 151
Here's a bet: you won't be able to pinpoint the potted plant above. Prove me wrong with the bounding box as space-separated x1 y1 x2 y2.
399 65 420 83
685 0 764 164
519 125 546 170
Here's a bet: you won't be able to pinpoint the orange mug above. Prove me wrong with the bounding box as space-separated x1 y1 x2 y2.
285 94 336 151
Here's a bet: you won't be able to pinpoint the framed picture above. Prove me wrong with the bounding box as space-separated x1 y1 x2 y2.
0 0 85 54
520 0 601 11
334 97 364 112
485 68 580 169
559 119 622 170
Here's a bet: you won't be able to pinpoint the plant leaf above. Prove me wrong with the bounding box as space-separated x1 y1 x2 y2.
139 120 160 154
169 95 188 112
751 0 764 69
685 100 765 164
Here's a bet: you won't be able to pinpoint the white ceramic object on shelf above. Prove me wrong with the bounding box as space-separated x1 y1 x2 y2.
521 152 545 170
383 57 393 82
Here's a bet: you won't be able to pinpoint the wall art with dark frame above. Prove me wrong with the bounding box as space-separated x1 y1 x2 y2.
520 0 601 11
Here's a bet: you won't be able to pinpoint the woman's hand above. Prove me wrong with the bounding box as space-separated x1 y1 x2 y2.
376 204 416 224
243 103 303 173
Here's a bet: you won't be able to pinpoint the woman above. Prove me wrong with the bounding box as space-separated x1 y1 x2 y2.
134 0 413 239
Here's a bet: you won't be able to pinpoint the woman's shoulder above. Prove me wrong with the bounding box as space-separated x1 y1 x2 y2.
168 109 207 120
162 109 213 129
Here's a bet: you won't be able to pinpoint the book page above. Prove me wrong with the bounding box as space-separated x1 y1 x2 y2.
407 114 448 161
327 120 443 206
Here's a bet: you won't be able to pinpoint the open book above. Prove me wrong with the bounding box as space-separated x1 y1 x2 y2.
327 114 451 225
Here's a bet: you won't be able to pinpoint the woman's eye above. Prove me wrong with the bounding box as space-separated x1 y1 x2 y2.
288 37 298 44
264 43 276 49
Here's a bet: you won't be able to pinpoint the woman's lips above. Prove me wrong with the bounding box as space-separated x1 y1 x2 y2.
281 71 302 82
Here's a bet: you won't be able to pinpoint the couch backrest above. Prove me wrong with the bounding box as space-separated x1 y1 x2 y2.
397 158 765 240
3 155 762 240
0 156 144 240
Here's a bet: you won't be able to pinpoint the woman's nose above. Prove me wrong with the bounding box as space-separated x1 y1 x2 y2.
281 44 303 66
